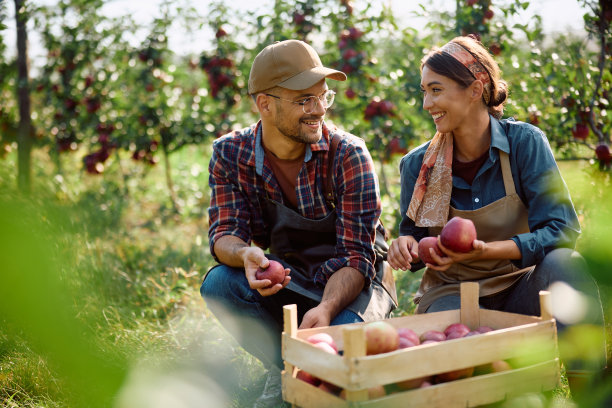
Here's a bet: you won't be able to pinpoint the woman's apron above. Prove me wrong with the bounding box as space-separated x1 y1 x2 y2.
260 197 396 321
415 151 532 313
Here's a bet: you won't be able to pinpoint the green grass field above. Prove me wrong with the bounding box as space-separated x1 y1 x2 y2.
1 147 610 408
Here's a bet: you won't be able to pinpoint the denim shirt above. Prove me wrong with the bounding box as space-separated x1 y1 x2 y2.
398 115 581 269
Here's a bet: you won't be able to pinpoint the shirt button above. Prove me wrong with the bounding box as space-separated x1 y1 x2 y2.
474 198 480 203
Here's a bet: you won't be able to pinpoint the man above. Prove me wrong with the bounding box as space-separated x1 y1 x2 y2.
200 39 396 408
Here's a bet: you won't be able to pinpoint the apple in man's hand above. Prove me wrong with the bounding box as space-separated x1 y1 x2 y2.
255 260 286 288
418 236 443 265
440 217 477 253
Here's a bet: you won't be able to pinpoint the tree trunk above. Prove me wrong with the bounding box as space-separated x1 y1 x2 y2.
161 143 180 214
14 0 32 193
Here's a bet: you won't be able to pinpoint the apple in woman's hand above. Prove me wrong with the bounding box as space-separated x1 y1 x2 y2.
440 217 477 253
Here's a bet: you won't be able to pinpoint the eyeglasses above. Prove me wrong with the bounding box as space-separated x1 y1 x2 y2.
265 90 336 114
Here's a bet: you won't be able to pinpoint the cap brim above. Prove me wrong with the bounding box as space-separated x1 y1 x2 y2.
277 66 347 90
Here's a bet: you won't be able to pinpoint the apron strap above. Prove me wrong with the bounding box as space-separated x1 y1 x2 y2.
324 133 341 208
499 151 516 196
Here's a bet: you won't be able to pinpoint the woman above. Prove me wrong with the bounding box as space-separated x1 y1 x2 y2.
387 35 606 392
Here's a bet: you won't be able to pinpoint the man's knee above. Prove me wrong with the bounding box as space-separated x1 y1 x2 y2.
200 264 247 300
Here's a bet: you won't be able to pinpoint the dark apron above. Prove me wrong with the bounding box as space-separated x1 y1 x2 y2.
261 197 396 321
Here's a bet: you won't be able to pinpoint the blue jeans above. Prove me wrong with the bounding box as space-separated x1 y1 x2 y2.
425 248 606 370
200 264 363 369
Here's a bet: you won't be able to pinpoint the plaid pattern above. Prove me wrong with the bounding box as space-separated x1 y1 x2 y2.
208 121 384 286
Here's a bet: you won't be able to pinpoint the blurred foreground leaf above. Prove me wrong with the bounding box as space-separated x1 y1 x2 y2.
0 199 126 408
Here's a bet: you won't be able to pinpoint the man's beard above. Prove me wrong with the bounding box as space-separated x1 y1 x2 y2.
274 111 323 145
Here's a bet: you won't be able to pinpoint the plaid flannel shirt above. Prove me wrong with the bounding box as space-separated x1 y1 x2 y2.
208 120 384 286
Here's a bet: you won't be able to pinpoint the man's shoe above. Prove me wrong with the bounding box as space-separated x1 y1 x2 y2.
253 366 287 408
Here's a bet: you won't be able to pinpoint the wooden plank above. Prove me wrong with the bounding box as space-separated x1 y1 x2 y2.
460 282 480 329
479 308 543 328
282 334 348 387
342 326 369 402
283 373 346 408
344 321 557 389
354 360 560 408
283 304 298 378
539 290 552 321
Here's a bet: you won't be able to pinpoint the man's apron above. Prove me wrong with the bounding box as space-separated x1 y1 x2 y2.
261 197 396 321
415 151 532 313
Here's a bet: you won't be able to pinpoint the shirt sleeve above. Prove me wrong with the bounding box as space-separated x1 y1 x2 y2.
207 141 252 261
398 149 430 270
510 126 581 268
314 138 381 287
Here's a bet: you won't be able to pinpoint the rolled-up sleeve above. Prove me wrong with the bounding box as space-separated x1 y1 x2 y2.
208 143 252 260
397 148 430 270
510 127 581 268
315 139 381 286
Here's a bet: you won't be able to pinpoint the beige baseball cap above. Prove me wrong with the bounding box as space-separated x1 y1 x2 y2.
248 40 347 95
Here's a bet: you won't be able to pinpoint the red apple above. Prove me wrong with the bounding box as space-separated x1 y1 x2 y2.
396 375 432 391
306 333 338 353
440 217 477 253
297 368 321 386
418 236 443 265
319 380 342 394
437 365 474 382
572 123 589 140
444 323 470 339
312 341 337 355
420 330 446 343
398 337 417 349
397 328 420 346
255 260 286 288
364 321 399 355
595 143 611 161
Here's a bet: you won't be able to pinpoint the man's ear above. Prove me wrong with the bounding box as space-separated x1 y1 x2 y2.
255 93 272 114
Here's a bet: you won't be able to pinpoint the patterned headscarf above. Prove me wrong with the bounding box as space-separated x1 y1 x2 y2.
441 41 492 104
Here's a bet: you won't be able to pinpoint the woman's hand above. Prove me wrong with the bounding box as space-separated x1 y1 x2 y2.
425 237 486 271
387 235 419 271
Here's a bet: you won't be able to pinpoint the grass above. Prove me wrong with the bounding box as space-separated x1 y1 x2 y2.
0 146 611 408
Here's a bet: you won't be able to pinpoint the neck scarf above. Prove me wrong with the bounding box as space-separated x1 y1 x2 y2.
407 132 453 227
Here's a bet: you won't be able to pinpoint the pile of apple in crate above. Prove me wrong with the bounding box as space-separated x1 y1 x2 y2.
281 282 560 408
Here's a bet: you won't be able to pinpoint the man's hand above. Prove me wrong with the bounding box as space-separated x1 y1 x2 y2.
241 247 291 296
299 304 332 329
387 235 419 271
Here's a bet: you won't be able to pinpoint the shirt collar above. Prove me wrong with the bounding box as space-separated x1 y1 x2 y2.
255 121 332 176
490 114 509 158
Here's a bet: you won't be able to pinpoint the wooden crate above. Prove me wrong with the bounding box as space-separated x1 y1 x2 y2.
281 282 560 408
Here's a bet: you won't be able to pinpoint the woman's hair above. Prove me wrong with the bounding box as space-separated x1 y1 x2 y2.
421 35 508 119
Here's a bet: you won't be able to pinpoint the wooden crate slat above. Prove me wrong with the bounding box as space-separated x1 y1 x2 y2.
282 373 346 408
479 308 544 328
345 320 556 389
282 334 348 387
353 359 559 408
